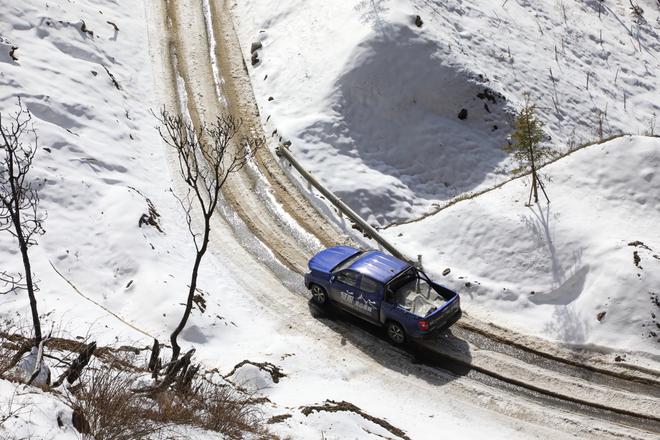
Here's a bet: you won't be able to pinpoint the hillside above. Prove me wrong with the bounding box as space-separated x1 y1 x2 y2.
233 0 659 225
0 1 587 439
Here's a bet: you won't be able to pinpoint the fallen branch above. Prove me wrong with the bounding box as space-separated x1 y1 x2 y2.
79 20 94 37
301 400 410 440
224 360 285 384
52 341 96 388
103 65 120 90
132 349 195 394
27 336 51 386
0 342 31 378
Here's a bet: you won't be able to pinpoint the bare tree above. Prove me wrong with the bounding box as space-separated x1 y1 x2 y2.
503 93 553 204
0 99 45 344
156 109 262 363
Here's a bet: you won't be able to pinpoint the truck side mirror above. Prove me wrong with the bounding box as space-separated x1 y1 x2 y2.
330 275 336 283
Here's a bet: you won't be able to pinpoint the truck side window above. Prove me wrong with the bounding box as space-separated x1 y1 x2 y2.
336 270 359 287
360 276 380 294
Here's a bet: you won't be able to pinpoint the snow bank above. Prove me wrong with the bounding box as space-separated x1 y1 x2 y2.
0 379 77 440
228 363 275 393
385 135 660 355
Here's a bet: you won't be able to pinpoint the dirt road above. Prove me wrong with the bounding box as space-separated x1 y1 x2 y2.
144 0 660 437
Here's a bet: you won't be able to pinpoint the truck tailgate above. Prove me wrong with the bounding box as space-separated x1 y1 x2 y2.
428 293 461 332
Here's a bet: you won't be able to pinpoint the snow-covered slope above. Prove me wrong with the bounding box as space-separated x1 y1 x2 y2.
232 0 659 226
0 379 79 440
0 0 172 342
386 135 660 355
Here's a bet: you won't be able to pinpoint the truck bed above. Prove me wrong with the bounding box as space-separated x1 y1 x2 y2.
395 278 448 318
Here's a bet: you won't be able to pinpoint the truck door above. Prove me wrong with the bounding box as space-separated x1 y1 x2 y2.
330 270 360 310
356 275 382 323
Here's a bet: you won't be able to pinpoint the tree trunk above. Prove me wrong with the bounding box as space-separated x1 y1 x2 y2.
169 219 210 363
13 213 41 344
525 112 539 204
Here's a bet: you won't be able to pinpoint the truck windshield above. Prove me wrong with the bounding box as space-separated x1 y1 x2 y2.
332 251 364 273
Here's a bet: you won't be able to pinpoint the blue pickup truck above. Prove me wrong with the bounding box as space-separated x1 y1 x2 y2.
304 246 462 344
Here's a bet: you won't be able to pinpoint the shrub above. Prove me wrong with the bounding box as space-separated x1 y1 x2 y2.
65 366 164 440
153 380 267 439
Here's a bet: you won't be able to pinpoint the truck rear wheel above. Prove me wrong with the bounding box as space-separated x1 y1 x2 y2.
310 284 328 306
386 321 406 345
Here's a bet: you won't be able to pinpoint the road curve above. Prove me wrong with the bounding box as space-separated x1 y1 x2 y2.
145 0 660 437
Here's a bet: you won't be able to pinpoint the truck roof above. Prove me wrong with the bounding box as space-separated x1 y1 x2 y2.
350 250 410 284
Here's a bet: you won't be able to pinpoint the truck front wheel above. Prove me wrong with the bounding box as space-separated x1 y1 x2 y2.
386 321 406 345
310 284 328 306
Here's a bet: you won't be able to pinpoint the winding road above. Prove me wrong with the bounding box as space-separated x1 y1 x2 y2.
145 0 660 438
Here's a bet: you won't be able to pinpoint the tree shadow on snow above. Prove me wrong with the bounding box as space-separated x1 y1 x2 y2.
521 202 564 285
522 202 587 306
520 203 589 343
354 0 390 34
541 305 589 345
307 302 472 386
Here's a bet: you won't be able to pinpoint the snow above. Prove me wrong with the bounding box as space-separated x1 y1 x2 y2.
0 379 78 440
228 363 274 393
1 0 658 438
0 1 580 439
231 1 660 357
0 0 171 343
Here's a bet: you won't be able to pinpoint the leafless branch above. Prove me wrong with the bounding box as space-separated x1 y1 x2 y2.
0 271 26 294
0 98 45 343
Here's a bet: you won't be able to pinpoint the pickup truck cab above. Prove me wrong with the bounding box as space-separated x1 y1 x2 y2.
304 246 462 344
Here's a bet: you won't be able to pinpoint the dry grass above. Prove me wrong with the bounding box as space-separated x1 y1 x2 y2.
0 323 32 379
153 380 267 439
67 360 268 440
0 324 268 439
65 366 164 440
0 332 12 376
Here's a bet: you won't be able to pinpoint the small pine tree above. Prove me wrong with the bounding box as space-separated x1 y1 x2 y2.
503 93 553 204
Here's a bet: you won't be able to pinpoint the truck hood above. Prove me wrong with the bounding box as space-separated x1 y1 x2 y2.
308 246 361 273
